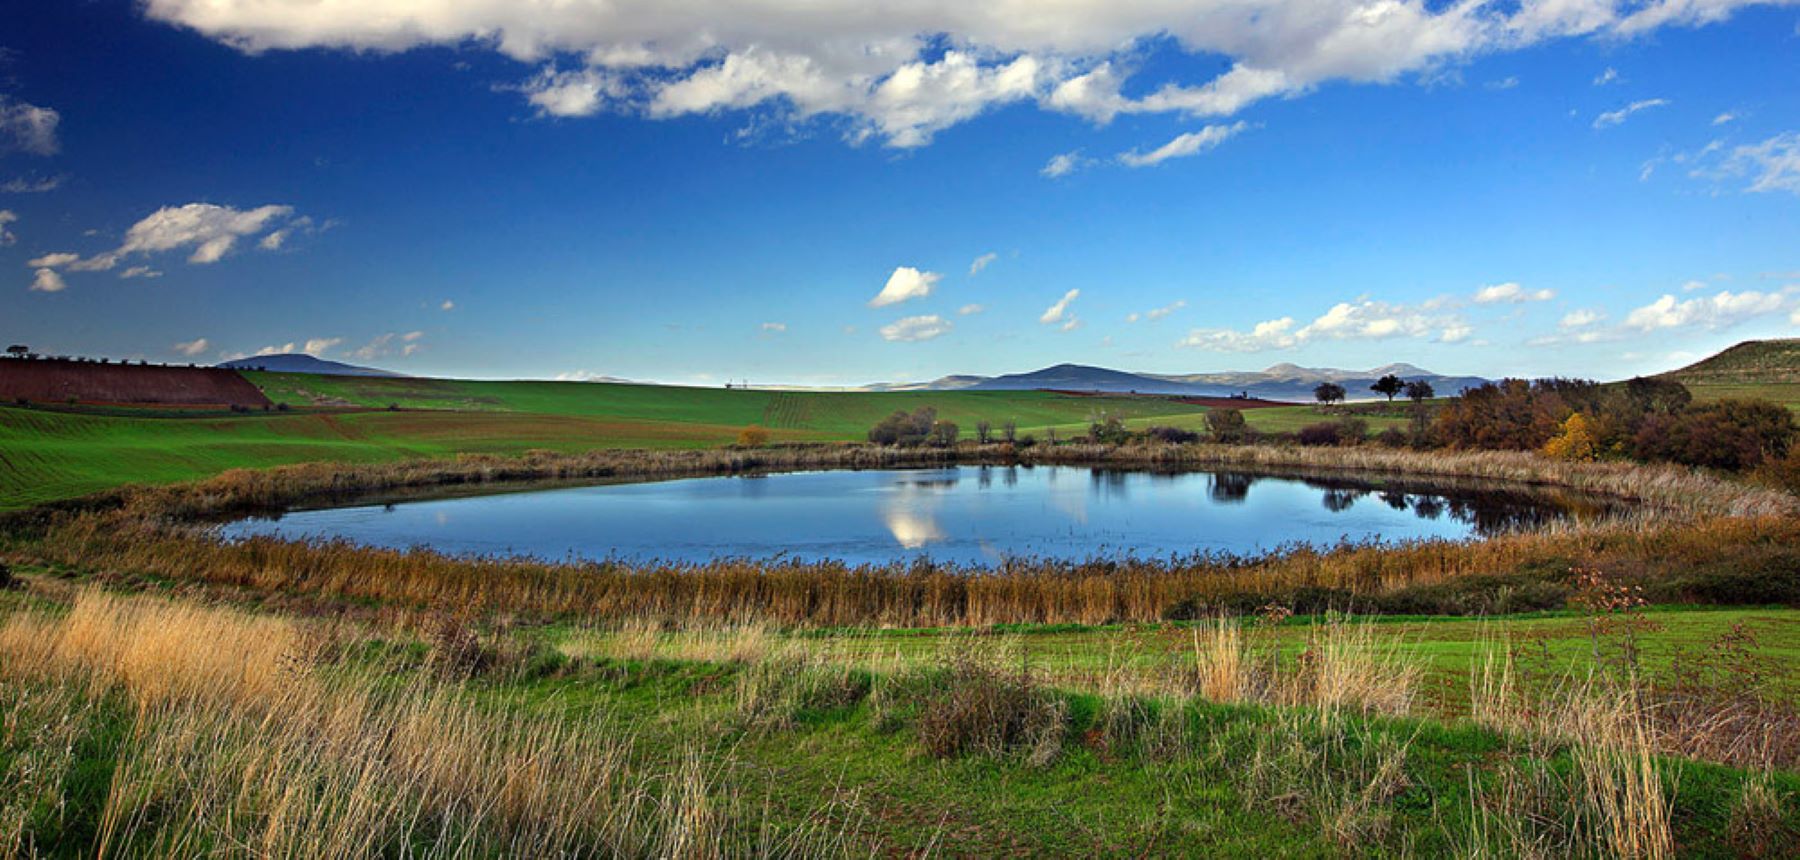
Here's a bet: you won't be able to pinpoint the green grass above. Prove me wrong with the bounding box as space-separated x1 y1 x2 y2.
1 379 1229 509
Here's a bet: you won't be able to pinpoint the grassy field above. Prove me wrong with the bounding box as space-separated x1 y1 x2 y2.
2 379 1239 508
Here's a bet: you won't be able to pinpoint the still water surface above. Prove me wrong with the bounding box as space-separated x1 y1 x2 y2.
220 466 1611 566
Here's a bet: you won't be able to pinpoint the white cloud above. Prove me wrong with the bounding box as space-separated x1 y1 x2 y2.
1624 289 1789 332
760 321 787 332
0 96 59 156
1593 67 1621 86
172 338 210 356
119 266 163 279
303 337 343 356
1715 133 1800 196
1040 150 1087 178
518 66 626 117
1486 76 1519 90
1181 295 1473 352
1712 111 1738 125
1560 309 1605 328
1681 279 1708 291
137 0 1782 149
1472 282 1555 304
28 268 65 293
869 266 941 307
1 174 63 193
350 332 424 360
1039 288 1079 324
36 203 307 276
968 251 998 276
27 252 80 268
0 210 15 246
1127 299 1185 322
440 299 456 311
1118 122 1248 168
957 303 985 315
1593 98 1668 130
879 314 951 342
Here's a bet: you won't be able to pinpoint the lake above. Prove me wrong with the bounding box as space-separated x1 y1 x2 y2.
217 466 1617 566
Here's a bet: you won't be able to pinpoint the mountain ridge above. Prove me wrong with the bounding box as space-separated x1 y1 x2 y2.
219 353 403 378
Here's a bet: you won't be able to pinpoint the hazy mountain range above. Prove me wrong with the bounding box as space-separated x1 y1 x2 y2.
861 362 1488 402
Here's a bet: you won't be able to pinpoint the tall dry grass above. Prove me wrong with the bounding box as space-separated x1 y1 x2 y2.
0 591 852 858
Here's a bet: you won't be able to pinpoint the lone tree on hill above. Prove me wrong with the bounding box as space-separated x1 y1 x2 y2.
1371 374 1404 402
1314 382 1346 409
5 345 28 359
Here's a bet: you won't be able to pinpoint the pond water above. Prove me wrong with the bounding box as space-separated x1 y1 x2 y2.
218 466 1617 566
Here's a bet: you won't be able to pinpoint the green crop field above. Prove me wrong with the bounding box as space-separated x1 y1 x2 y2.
1 378 1232 508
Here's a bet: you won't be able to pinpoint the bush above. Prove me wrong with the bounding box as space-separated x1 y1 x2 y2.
912 651 1065 762
1297 418 1366 447
1373 427 1409 448
1147 425 1201 444
1206 408 1249 443
927 419 960 447
1088 416 1130 445
1630 399 1795 471
735 424 770 447
1542 412 1602 461
868 407 938 446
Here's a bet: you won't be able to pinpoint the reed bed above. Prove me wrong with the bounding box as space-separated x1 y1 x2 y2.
16 506 1796 629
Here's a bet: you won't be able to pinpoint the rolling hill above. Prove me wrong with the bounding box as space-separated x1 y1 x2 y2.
219 353 402 377
1660 338 1800 385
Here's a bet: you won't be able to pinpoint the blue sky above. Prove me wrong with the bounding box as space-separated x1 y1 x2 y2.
1 0 1797 386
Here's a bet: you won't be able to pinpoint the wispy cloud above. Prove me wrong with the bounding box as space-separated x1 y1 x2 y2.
1593 67 1621 86
1118 122 1248 168
0 210 16 246
957 303 985 315
1040 150 1087 179
1593 98 1668 130
968 252 998 276
0 96 59 156
1039 289 1079 325
879 315 951 342
1126 300 1185 322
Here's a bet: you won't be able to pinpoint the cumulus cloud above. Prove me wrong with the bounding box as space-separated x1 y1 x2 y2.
968 251 998 276
958 303 985 315
119 266 163 279
1472 282 1555 304
0 96 59 156
1039 289 1079 324
27 252 80 268
172 338 210 356
1126 299 1186 322
879 314 951 342
1593 98 1668 129
869 266 941 307
29 268 65 293
1118 122 1248 167
1560 309 1605 328
1623 289 1790 332
31 203 308 279
1040 150 1087 178
136 0 1782 149
0 210 16 247
1181 296 1471 352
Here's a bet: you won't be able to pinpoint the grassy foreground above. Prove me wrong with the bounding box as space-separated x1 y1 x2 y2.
4 580 1797 857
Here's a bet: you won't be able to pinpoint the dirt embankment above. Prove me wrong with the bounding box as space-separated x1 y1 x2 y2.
0 359 271 409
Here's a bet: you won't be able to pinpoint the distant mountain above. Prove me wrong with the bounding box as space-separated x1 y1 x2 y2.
860 362 1488 402
219 353 403 378
1658 339 1800 386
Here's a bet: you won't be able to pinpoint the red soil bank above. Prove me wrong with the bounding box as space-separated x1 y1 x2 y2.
0 359 271 409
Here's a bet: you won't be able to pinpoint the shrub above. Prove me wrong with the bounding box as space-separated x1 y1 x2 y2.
1298 418 1366 447
1543 412 1602 461
1147 425 1201 444
1206 408 1249 443
735 424 770 447
868 407 937 446
927 419 960 447
1373 427 1409 448
912 649 1065 762
1088 416 1130 445
1630 399 1795 471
